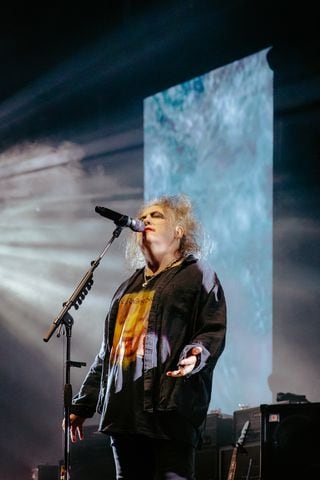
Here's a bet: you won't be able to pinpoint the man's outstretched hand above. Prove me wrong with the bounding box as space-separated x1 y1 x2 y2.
166 346 202 377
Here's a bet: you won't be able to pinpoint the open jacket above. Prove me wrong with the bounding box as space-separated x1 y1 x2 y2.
71 255 226 430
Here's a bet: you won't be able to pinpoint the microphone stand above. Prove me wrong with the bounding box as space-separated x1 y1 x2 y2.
43 224 124 480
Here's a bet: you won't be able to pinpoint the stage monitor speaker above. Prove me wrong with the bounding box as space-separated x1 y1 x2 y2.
260 402 320 480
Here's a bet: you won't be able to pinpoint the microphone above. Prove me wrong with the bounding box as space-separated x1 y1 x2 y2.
95 206 145 232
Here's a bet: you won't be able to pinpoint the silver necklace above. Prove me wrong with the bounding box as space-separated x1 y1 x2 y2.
142 256 183 288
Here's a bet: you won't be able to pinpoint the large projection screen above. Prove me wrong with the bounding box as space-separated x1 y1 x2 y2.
144 49 273 414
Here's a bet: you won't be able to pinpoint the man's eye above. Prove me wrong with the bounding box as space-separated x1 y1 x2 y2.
152 212 164 218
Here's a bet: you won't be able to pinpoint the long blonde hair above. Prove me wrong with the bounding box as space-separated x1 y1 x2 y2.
126 194 201 268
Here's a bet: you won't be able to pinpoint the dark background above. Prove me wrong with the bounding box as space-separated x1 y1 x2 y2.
0 1 319 479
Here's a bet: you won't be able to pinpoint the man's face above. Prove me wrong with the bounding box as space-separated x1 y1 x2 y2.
137 204 180 257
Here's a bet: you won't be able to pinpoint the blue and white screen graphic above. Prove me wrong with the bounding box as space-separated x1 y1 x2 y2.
144 49 273 414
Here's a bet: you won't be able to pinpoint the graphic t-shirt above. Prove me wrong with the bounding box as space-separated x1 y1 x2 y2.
110 289 155 374
103 268 198 445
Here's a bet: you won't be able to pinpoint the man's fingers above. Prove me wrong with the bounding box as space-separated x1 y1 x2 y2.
166 369 184 377
166 363 194 377
70 426 77 443
70 425 83 443
77 425 84 440
65 415 85 442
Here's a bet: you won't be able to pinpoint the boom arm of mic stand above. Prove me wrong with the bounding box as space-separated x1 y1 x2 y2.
43 225 123 342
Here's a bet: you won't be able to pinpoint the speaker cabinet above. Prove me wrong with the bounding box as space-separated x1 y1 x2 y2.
233 406 261 445
34 465 59 480
226 402 320 479
195 445 219 480
195 413 233 480
70 425 115 479
260 402 320 479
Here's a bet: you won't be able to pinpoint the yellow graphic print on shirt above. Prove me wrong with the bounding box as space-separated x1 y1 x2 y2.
110 290 155 368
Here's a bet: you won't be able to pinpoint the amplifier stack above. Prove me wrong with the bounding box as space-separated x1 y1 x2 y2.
34 402 320 479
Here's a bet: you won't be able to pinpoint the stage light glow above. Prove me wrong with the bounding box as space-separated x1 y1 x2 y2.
0 140 142 360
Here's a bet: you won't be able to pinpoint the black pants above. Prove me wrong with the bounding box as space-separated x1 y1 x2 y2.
110 433 196 480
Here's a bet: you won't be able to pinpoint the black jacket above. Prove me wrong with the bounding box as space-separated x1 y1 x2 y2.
71 255 226 430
